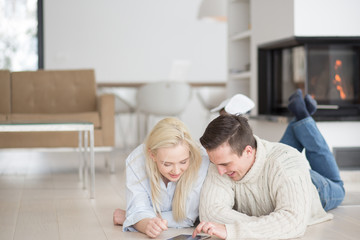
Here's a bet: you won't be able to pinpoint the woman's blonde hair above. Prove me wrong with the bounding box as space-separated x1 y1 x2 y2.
145 117 202 222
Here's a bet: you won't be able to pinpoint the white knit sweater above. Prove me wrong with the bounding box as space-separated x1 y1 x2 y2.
199 136 333 239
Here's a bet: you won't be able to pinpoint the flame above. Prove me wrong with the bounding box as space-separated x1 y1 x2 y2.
334 60 342 70
333 60 346 100
334 74 341 82
336 85 346 99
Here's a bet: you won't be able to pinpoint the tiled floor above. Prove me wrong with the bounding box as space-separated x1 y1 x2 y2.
0 149 359 240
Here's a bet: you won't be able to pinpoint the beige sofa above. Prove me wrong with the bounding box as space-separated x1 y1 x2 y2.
0 69 115 148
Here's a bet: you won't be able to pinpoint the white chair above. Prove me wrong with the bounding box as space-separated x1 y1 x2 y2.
197 86 226 121
136 81 192 143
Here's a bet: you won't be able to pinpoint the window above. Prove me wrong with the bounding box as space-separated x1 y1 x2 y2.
0 0 43 71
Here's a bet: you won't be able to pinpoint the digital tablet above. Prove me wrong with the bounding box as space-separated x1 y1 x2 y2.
167 234 210 240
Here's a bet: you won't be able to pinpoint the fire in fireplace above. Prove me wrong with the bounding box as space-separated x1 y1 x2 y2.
258 37 360 120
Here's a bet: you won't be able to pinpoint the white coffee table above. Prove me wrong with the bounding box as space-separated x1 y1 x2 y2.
0 122 96 199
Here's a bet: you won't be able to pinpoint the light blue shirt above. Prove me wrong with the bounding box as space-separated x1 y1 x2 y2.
123 144 210 232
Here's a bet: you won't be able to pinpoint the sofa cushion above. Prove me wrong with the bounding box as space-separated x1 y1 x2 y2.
10 112 101 128
0 70 11 114
11 69 97 114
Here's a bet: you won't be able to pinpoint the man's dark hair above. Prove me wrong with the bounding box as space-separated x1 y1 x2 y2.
200 115 256 156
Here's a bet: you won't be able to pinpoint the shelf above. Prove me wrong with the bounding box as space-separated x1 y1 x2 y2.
229 71 251 79
231 30 251 41
227 0 252 98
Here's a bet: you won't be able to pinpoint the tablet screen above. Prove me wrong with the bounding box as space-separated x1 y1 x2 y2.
167 234 210 240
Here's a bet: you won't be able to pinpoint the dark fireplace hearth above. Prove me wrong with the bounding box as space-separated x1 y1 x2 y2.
258 37 360 121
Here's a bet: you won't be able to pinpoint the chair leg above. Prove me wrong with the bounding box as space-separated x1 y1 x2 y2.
144 114 149 143
137 112 145 145
117 112 136 150
104 157 109 168
103 151 115 174
78 131 83 182
108 152 115 174
117 113 131 149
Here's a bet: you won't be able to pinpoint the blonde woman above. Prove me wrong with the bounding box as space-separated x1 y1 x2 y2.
113 117 210 238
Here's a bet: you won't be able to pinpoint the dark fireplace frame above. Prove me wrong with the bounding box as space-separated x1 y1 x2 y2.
258 37 360 121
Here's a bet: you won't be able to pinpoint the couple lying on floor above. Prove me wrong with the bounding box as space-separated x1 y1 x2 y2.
112 90 345 239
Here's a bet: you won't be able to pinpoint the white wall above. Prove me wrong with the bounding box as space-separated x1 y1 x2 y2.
294 0 360 36
251 0 360 41
44 0 227 83
252 0 295 45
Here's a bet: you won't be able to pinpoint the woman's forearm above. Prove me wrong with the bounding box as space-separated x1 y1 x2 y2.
133 218 151 234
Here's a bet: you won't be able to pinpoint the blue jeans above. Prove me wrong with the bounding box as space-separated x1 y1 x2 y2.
280 117 345 211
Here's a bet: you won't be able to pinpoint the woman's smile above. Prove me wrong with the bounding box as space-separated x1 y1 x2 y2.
169 173 181 179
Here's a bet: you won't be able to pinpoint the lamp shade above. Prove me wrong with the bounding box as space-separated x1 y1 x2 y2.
198 0 227 22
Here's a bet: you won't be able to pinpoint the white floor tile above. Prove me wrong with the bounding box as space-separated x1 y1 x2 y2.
0 149 359 240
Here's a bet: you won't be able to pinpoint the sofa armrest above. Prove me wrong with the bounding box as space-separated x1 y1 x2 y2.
98 94 115 146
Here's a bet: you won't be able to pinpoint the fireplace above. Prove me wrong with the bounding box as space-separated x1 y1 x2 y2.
258 37 360 120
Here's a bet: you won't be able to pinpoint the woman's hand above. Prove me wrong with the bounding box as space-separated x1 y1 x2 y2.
192 221 227 239
135 217 168 238
113 208 126 225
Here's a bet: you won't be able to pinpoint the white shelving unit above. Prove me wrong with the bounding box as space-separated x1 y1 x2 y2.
227 0 252 98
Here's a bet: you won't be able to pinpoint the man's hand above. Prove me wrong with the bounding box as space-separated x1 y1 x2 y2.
135 217 168 238
113 208 126 225
192 221 227 240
